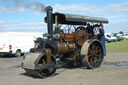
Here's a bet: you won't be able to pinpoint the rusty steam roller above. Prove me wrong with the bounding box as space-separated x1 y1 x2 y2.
22 6 109 78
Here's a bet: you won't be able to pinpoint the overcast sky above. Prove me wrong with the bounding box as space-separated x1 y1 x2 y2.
0 0 128 33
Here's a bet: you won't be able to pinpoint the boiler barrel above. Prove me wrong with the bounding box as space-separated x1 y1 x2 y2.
57 42 76 54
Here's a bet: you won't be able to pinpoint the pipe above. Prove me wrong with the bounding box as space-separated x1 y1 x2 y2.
46 6 53 39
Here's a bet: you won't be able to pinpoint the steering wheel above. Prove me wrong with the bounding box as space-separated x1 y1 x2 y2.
93 25 100 36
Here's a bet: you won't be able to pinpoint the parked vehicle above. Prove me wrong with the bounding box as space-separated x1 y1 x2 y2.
123 33 128 40
116 36 121 41
113 34 121 41
0 32 43 57
105 33 117 42
105 38 111 43
117 34 124 40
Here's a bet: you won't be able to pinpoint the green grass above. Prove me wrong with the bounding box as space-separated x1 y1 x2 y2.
106 40 128 53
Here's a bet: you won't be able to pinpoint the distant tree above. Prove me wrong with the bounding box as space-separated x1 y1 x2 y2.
113 33 117 36
119 31 123 34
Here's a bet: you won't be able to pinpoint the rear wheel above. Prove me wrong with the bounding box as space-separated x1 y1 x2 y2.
81 40 104 69
15 50 21 57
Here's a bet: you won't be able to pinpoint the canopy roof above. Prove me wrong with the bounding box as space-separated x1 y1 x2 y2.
45 12 109 25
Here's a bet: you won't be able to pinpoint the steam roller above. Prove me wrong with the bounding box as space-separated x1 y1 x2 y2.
22 6 108 78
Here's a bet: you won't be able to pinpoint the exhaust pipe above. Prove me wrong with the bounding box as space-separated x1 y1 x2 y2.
46 6 53 39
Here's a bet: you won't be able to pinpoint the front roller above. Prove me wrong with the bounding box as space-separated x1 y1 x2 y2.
22 52 56 78
81 39 104 69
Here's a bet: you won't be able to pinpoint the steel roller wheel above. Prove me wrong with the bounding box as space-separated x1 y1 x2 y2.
22 53 56 78
37 55 56 78
81 39 104 69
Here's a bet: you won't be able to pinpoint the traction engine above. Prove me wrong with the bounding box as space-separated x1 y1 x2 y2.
22 6 108 78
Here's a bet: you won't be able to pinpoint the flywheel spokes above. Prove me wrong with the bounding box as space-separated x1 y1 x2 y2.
81 40 104 69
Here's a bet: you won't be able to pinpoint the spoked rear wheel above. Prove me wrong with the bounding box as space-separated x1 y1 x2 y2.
81 40 104 69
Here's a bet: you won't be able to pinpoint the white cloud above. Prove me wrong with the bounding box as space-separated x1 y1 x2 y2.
53 3 128 16
105 21 128 33
0 21 47 32
53 3 128 33
15 7 27 12
0 20 6 24
0 7 8 13
53 4 96 13
0 2 128 33
90 3 128 16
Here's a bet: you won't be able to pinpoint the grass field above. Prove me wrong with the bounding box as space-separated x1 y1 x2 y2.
106 40 128 53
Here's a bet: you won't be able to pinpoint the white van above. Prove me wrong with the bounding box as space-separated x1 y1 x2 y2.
123 33 128 39
105 33 117 42
0 32 43 57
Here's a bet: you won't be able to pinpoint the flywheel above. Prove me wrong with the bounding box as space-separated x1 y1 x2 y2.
75 27 89 46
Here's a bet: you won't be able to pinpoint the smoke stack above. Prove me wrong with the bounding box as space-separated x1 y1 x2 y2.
46 6 53 39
